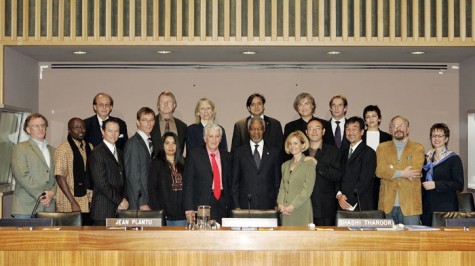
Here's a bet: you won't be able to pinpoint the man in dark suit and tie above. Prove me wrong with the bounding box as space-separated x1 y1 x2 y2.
124 107 155 211
231 93 283 153
231 117 281 210
306 118 343 226
328 94 349 150
84 93 128 151
89 118 129 225
184 123 232 223
336 116 376 211
150 91 187 157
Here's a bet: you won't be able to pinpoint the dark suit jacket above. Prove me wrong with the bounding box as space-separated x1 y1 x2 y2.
231 115 283 153
186 123 228 151
150 114 187 157
421 155 464 225
231 142 281 210
123 132 152 209
148 158 185 220
89 142 127 221
183 147 232 218
309 144 343 219
328 118 349 150
338 142 376 210
362 129 392 144
84 115 128 151
283 117 334 160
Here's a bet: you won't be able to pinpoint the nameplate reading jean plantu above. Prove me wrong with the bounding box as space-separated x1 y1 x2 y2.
337 219 394 228
106 218 162 228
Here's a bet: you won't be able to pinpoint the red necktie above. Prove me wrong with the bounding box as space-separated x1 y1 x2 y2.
210 153 221 200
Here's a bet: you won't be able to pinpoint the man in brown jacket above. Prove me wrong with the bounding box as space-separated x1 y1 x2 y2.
376 116 424 225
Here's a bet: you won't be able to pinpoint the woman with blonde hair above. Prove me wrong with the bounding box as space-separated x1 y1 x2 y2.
185 98 228 151
277 130 316 226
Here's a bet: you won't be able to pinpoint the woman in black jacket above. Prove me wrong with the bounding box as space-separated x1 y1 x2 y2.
149 132 186 226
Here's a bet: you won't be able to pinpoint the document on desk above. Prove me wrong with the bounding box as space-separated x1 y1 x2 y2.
404 225 440 231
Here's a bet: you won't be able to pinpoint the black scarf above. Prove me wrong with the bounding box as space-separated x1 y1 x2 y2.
67 135 91 197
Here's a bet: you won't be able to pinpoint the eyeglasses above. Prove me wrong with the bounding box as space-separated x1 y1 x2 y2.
390 124 407 129
96 103 111 108
29 124 47 129
431 134 446 139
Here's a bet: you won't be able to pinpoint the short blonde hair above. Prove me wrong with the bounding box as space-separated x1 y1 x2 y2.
194 98 216 123
284 130 309 154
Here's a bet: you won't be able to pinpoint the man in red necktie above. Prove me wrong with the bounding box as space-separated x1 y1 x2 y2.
183 123 232 224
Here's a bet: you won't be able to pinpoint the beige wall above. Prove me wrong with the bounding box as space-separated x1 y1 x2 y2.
39 65 460 155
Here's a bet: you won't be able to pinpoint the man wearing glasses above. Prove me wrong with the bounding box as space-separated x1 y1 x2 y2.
11 113 57 218
376 116 424 225
84 92 128 151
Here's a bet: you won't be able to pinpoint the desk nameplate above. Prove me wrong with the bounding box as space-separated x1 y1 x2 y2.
106 218 162 228
221 218 278 228
337 218 394 228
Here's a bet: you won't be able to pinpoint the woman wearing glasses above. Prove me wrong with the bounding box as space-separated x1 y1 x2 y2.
421 123 464 226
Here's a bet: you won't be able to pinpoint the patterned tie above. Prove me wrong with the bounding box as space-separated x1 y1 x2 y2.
164 118 170 133
113 146 119 162
148 137 153 157
210 153 221 200
253 144 261 168
348 147 353 159
334 121 342 148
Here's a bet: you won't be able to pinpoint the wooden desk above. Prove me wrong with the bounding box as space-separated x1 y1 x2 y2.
0 226 474 265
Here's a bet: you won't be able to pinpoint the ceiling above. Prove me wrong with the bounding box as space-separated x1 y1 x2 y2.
8 45 475 64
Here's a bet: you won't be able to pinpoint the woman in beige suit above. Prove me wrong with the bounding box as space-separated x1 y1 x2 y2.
277 130 316 226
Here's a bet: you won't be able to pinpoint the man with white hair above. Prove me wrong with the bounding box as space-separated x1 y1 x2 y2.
183 123 232 223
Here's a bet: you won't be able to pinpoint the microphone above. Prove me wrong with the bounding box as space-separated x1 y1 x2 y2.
136 191 142 219
247 194 252 218
353 189 362 212
31 192 46 218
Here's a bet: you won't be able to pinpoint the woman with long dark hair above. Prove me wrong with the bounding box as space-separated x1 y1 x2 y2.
148 132 186 226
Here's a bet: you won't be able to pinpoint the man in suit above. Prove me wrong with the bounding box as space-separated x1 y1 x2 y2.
11 113 57 218
54 117 93 225
231 93 283 153
124 107 155 211
84 92 128 151
376 115 424 225
306 118 342 226
328 94 349 150
231 117 281 210
89 118 129 225
150 91 187 157
184 123 232 223
284 93 333 161
336 117 376 211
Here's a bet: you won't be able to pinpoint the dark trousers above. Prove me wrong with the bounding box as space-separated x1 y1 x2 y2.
314 217 335 226
209 191 228 224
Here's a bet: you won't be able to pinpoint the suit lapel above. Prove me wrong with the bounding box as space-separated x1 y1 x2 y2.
198 148 213 181
28 139 49 169
347 143 364 164
243 144 258 170
260 145 272 169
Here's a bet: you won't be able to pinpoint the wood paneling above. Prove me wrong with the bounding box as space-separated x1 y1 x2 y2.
0 227 474 265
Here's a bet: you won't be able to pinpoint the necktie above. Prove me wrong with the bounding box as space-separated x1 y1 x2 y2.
253 144 261 168
334 121 342 148
348 147 353 159
210 153 221 200
113 146 119 162
148 137 153 157
164 118 170 133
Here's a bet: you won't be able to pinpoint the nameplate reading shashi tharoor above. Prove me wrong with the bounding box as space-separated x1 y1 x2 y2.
337 218 394 228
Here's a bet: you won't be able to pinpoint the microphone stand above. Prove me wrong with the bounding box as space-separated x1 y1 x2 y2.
31 192 46 218
247 194 252 218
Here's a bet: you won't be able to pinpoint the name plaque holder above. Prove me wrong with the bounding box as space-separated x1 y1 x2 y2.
106 218 162 230
337 218 394 229
221 218 278 230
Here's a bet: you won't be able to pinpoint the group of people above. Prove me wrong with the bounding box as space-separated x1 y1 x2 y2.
11 91 464 227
